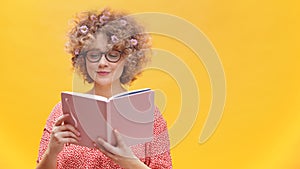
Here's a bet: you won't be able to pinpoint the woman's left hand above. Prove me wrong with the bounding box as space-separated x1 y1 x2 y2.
94 129 149 169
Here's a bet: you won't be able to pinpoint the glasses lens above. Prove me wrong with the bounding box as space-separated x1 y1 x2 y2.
107 51 121 62
86 51 100 62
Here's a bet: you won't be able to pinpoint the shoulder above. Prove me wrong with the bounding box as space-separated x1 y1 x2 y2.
153 106 168 135
154 106 166 121
49 101 63 120
44 102 63 131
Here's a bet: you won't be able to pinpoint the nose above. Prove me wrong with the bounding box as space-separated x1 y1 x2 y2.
98 54 108 67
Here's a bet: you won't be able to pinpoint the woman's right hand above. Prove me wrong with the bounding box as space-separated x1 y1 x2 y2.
47 114 81 156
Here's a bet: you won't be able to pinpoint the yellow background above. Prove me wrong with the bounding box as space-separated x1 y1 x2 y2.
1 0 300 168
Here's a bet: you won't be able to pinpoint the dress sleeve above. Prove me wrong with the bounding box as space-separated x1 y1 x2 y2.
36 102 63 164
147 107 173 169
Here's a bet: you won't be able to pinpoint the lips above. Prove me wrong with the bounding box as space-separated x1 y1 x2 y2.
96 71 110 76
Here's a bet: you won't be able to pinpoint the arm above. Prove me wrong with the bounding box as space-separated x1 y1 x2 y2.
36 149 57 169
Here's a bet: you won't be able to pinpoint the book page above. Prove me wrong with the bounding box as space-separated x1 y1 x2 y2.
109 88 151 100
62 91 109 102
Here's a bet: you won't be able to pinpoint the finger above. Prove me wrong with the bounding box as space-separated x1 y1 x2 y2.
96 137 118 155
113 129 125 147
52 131 81 144
58 124 80 136
54 114 70 126
57 131 81 141
93 141 106 152
60 137 79 145
101 148 118 161
53 132 80 145
93 141 118 161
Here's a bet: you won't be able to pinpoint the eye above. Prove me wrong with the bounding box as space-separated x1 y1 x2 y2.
87 51 100 58
108 51 121 58
89 54 99 58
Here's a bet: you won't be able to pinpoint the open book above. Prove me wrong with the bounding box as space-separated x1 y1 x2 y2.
61 88 154 148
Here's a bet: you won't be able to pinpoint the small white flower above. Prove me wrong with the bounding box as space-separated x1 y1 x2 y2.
120 19 127 26
111 35 119 43
130 38 138 46
79 25 89 34
136 51 143 57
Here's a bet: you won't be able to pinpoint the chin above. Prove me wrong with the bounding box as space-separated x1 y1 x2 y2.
94 79 112 86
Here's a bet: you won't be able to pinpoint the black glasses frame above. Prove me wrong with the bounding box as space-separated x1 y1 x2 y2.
80 50 123 63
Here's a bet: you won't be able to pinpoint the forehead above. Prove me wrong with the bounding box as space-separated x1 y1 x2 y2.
87 33 110 51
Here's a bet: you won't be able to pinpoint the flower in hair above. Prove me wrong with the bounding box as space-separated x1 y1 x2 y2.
74 48 80 56
90 14 98 21
99 15 109 23
120 19 127 26
103 10 111 16
79 25 89 34
130 38 138 46
137 51 143 57
111 35 119 43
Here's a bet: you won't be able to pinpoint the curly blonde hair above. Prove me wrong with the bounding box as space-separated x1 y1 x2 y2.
65 8 151 85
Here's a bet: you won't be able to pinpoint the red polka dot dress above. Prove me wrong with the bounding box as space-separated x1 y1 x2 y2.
37 102 172 168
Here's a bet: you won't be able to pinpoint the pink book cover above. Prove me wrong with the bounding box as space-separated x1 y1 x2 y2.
61 88 154 148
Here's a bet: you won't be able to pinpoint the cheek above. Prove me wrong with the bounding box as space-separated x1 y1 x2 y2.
86 62 97 79
115 62 125 75
111 62 125 80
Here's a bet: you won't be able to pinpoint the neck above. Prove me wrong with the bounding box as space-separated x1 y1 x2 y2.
89 82 127 98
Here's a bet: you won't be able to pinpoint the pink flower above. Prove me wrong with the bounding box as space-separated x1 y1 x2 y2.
74 48 80 56
79 25 89 34
103 11 111 16
111 35 119 43
99 15 109 23
130 38 138 46
90 14 98 21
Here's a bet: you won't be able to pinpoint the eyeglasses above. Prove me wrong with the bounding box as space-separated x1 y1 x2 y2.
81 50 122 63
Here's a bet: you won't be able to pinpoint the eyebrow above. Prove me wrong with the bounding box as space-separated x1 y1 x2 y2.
86 47 121 53
88 48 107 51
84 48 110 53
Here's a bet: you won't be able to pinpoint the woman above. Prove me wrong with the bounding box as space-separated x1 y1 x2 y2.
36 8 172 169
